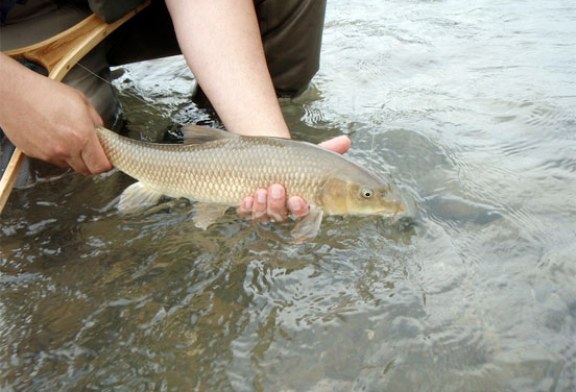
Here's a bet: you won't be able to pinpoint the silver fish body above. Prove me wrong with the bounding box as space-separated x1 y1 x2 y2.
96 125 405 239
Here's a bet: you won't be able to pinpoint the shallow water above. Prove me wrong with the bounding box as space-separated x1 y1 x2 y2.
2 0 576 390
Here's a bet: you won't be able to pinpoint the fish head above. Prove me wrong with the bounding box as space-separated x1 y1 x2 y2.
319 171 405 217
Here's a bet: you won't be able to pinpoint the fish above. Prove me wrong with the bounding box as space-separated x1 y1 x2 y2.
96 125 406 241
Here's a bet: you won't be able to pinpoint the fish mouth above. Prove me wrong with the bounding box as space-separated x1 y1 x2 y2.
379 201 406 218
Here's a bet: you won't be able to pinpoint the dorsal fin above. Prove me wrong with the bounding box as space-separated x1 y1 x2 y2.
181 125 237 145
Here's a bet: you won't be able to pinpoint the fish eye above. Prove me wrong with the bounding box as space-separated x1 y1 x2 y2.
361 188 374 199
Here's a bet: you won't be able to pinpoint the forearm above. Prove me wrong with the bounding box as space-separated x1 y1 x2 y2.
0 54 37 129
165 0 290 138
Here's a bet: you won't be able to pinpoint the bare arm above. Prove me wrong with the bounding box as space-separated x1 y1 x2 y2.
0 53 111 175
164 0 351 220
165 0 289 138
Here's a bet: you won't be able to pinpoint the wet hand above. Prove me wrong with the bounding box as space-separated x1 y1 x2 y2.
0 55 112 176
237 135 351 222
237 185 309 222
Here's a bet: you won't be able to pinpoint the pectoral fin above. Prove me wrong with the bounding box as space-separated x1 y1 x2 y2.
118 182 164 214
193 203 231 230
290 206 324 243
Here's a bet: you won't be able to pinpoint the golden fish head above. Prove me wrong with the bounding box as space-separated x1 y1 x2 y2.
319 172 405 217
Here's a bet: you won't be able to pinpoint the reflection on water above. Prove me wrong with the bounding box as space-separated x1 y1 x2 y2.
2 0 576 390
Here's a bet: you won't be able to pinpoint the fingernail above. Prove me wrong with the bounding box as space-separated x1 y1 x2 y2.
288 198 301 211
257 190 267 204
270 185 283 199
243 197 253 210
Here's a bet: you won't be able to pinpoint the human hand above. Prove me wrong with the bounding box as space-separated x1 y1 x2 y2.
0 55 112 175
237 135 351 222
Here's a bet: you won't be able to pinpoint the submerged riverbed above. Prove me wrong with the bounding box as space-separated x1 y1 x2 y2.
2 0 576 390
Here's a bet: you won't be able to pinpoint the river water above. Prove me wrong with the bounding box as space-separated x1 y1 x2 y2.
1 0 575 390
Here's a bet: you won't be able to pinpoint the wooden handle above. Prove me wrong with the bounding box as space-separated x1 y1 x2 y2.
0 149 25 211
0 0 150 214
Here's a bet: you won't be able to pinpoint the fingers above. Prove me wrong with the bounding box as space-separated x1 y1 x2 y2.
288 196 309 218
267 184 288 222
238 196 254 218
253 188 268 219
318 135 351 154
237 184 307 222
65 156 90 176
51 95 110 175
237 190 268 220
63 128 112 176
81 132 113 175
82 104 111 175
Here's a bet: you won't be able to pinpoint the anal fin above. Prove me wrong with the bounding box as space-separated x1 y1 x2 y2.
118 182 164 214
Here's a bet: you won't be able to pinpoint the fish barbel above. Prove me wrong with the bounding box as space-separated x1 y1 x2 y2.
96 125 405 240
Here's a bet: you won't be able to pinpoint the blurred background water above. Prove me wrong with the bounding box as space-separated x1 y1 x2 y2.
1 0 576 390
